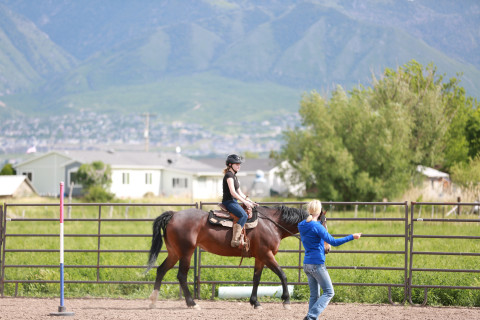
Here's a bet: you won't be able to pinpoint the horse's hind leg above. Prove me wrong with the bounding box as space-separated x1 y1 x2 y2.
149 253 179 308
177 254 199 309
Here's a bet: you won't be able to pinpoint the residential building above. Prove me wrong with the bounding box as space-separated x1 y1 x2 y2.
14 150 222 199
0 175 38 198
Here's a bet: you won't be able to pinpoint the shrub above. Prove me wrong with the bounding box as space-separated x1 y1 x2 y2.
84 185 115 202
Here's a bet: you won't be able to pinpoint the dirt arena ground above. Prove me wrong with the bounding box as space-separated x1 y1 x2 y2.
1 297 479 320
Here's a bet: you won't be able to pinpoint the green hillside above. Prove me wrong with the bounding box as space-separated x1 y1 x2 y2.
1 73 303 127
0 4 76 94
0 0 479 123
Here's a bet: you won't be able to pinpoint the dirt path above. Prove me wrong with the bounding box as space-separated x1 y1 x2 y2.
1 298 479 320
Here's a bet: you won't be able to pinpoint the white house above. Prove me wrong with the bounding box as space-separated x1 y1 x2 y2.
0 175 38 198
14 150 222 199
416 165 458 200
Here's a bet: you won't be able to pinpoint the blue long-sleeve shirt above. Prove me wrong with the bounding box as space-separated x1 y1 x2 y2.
298 219 354 265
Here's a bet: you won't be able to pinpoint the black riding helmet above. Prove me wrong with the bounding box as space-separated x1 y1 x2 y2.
226 154 243 166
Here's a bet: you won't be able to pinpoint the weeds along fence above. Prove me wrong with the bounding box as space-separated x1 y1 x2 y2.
0 201 479 306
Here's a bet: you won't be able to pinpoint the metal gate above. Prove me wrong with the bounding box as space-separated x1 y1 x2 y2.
408 201 480 305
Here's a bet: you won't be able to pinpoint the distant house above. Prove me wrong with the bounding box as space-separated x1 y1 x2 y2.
416 165 456 200
198 158 305 197
14 150 222 199
0 175 38 198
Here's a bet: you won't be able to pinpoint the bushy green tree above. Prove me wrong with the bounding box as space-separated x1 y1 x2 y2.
465 107 480 159
442 77 479 168
75 161 114 202
0 163 16 175
451 155 480 201
276 60 474 201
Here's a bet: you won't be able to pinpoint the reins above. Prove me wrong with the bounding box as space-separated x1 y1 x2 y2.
256 207 327 240
256 208 301 239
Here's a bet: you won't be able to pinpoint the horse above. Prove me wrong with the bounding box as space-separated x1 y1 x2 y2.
146 205 314 310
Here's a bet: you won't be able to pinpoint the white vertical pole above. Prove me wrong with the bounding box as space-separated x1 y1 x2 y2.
50 182 74 316
59 181 65 307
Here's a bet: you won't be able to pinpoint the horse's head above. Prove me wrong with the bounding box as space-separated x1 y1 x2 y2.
319 208 327 227
319 209 331 254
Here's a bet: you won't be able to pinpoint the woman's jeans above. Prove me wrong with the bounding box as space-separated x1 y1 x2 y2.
303 264 334 319
222 200 248 227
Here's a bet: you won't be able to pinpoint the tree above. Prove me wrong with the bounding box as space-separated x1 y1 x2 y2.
275 60 472 201
465 107 480 159
0 163 16 175
451 155 480 202
75 161 114 202
442 77 479 169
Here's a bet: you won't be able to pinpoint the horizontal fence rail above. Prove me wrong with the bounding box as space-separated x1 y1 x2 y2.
0 201 479 306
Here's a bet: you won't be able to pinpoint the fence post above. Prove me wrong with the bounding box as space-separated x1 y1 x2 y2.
0 203 4 296
403 201 409 303
96 205 102 283
407 202 416 304
195 202 201 299
298 203 303 283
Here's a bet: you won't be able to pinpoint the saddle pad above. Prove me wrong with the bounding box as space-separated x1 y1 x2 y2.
208 209 258 229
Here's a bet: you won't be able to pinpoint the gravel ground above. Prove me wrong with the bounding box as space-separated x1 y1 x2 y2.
1 298 479 320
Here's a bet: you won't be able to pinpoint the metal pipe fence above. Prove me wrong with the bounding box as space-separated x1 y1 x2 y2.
199 201 409 304
408 202 480 306
0 202 197 297
0 201 478 306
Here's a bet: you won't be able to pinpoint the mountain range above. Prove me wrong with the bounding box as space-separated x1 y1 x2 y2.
0 0 479 127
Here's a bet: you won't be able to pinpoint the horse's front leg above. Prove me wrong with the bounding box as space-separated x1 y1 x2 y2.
250 258 265 309
264 252 291 309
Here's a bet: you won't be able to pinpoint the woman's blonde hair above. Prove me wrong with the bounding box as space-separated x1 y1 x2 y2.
306 200 322 222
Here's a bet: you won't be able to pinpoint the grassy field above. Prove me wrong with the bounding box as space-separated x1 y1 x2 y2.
1 199 479 306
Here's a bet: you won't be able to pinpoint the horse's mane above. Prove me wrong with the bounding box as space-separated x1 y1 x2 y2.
274 205 309 225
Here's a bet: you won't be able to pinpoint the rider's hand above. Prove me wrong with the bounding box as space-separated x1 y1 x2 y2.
353 233 362 239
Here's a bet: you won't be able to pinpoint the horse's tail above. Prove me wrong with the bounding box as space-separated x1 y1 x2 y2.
145 211 175 273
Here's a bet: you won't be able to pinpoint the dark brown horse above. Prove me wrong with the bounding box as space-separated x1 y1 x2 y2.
146 205 310 310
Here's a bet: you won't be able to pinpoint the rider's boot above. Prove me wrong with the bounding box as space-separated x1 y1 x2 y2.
231 223 242 247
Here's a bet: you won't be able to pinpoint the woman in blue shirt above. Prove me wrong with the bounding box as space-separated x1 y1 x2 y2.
298 200 362 320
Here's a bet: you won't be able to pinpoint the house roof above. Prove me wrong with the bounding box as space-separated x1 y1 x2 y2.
16 150 218 174
0 175 37 196
198 158 277 173
416 165 450 179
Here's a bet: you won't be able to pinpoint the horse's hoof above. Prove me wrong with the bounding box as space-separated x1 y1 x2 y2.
149 303 156 309
189 304 201 310
283 303 291 310
254 305 263 310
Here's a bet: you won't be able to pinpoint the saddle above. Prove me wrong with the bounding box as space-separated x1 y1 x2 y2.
208 204 258 229
209 203 257 262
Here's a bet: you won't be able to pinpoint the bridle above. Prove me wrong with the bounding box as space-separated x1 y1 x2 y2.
256 207 327 240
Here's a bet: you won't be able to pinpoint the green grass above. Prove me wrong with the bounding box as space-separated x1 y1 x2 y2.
1 202 479 306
